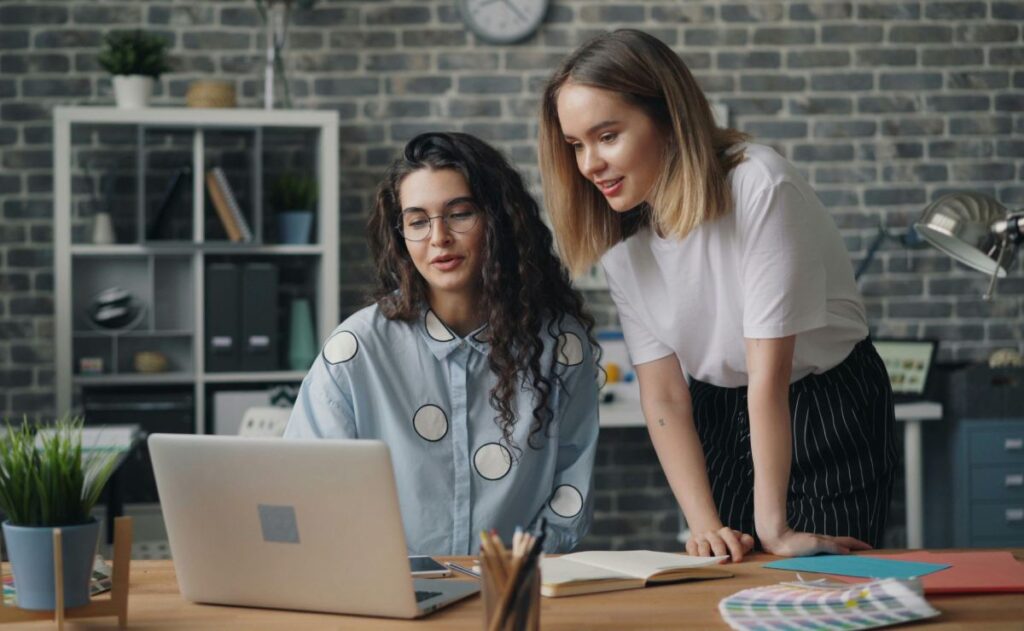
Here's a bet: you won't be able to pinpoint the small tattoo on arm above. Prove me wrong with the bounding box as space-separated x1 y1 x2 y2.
657 418 666 427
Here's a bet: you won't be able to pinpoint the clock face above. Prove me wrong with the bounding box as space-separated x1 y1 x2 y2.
459 0 549 45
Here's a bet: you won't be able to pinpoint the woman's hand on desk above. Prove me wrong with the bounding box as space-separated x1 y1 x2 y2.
685 526 755 562
758 528 872 557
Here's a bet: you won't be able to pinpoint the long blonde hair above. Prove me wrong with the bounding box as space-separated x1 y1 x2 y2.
539 29 748 276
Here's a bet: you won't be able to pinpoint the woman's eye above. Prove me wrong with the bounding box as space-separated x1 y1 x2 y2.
450 211 474 220
408 219 429 229
600 133 617 143
569 142 582 152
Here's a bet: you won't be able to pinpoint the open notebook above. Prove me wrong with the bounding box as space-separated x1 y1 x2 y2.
540 550 731 597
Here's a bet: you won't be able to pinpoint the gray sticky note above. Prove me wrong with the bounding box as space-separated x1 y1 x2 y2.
258 504 300 544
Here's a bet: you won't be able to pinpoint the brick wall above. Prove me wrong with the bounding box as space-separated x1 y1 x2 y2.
1 0 1021 549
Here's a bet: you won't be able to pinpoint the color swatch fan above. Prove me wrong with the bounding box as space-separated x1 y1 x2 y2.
720 577 940 631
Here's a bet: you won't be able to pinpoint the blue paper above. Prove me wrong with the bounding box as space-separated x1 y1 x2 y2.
763 555 950 579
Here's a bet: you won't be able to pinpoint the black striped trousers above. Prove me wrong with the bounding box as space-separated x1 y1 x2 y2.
690 338 899 548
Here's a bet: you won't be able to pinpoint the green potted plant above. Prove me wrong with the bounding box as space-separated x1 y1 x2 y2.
269 172 318 244
97 30 171 109
0 417 118 610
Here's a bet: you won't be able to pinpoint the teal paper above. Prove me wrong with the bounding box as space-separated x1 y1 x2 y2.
764 555 950 579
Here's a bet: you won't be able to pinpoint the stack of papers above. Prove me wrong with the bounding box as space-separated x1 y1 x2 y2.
764 551 1024 594
720 577 940 631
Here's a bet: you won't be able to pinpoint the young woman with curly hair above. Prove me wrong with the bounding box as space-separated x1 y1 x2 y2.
286 132 600 555
538 30 897 561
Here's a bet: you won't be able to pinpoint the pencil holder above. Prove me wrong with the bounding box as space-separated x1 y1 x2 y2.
480 554 540 631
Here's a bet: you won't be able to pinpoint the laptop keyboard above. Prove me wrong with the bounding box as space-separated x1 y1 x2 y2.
415 590 442 603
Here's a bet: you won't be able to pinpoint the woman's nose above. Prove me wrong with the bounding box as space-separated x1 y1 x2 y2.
580 147 605 178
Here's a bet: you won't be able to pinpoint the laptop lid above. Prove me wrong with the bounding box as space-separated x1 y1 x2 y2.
872 338 938 400
149 434 471 618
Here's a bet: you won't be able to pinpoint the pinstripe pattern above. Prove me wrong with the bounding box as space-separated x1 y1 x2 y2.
690 339 898 548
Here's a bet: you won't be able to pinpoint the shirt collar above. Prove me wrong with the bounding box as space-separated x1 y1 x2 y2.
419 308 489 360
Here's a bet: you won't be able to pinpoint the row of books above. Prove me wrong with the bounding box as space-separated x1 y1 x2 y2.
146 166 253 242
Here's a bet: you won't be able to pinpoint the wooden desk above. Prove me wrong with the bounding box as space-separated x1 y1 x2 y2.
15 550 1023 630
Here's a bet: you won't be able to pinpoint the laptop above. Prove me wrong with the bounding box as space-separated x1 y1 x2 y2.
872 338 938 404
148 434 479 618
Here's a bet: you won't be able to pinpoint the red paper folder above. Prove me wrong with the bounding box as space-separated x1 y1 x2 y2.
831 551 1024 594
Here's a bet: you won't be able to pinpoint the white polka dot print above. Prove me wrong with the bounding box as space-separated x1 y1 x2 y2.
473 443 512 480
548 485 583 518
323 331 358 364
556 332 583 366
425 310 455 342
413 404 449 442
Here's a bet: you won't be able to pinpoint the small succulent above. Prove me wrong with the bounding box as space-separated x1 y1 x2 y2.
270 172 318 212
97 30 172 78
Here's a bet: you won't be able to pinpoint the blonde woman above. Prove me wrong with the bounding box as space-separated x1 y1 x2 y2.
539 29 897 561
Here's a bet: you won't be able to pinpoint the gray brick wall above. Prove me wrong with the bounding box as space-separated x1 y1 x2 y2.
0 0 1021 549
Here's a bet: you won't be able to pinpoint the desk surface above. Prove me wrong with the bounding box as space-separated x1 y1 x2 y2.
599 395 942 428
25 550 1024 630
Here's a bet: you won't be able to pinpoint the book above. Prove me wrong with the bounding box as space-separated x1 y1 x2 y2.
206 167 253 242
146 164 190 240
539 550 731 597
764 555 950 580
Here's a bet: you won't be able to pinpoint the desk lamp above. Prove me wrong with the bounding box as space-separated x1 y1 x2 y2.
914 192 1023 300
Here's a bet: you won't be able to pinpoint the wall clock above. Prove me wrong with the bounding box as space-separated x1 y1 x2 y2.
458 0 549 45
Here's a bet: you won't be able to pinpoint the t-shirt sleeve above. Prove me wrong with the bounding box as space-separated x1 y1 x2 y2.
602 259 675 366
739 181 828 339
283 330 359 439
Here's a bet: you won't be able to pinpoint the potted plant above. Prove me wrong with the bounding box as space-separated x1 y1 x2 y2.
0 417 118 610
97 30 171 109
269 172 318 244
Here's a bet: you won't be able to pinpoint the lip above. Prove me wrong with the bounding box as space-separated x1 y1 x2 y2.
430 254 465 271
596 177 624 197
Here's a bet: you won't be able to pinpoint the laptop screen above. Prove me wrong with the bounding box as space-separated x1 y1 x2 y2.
873 339 937 396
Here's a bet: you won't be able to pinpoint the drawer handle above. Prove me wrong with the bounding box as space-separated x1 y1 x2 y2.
1007 474 1024 487
1005 438 1023 451
1007 508 1024 522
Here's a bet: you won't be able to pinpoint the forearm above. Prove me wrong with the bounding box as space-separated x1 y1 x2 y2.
642 400 721 532
747 385 792 540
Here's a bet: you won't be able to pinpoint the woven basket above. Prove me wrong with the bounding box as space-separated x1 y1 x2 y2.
185 80 237 108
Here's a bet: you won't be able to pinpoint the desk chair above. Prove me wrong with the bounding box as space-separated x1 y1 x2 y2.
238 406 290 438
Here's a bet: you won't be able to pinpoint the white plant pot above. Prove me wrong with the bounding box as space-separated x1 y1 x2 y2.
112 75 154 109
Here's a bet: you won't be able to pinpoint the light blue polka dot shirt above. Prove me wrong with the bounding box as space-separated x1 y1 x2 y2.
284 303 600 555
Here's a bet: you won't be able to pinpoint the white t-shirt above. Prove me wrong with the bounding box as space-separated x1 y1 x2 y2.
601 143 868 388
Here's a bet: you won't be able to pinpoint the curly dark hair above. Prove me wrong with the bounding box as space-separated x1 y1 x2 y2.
368 132 599 453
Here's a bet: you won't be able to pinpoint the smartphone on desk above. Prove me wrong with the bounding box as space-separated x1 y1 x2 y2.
409 555 451 578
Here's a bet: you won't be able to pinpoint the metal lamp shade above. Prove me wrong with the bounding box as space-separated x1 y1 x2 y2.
914 192 1009 278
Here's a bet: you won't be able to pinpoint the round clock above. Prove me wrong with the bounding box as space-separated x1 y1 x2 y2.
458 0 549 45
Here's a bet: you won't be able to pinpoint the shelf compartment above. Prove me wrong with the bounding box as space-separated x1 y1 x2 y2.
154 256 193 331
262 127 321 246
69 124 140 246
143 128 195 242
203 128 258 244
72 256 151 332
117 335 193 375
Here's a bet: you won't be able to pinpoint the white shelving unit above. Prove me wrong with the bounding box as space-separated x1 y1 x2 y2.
54 106 339 433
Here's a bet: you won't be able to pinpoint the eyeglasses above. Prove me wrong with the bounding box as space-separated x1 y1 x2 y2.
397 209 480 242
